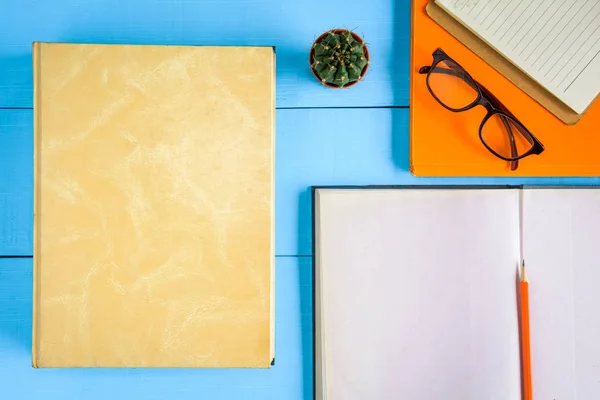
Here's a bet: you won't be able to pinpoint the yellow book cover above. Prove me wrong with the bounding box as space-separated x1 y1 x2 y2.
32 42 275 368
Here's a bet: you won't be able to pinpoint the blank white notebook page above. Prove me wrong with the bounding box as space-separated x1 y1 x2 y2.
523 188 600 399
436 0 600 114
314 188 521 400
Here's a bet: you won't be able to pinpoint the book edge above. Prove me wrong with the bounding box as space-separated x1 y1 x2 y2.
408 161 600 177
270 46 276 367
409 1 418 177
312 188 326 400
31 41 42 369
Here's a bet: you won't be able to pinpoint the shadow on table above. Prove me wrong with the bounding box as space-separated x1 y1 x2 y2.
0 258 34 354
391 0 413 172
297 188 314 400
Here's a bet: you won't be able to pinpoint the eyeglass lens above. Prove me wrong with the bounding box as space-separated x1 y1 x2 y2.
481 114 534 159
427 59 478 110
427 57 536 160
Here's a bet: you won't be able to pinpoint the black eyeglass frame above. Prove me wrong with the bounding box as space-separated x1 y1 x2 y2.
419 48 544 169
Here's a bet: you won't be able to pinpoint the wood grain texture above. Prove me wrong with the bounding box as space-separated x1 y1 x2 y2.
3 108 600 257
0 109 33 256
274 108 600 256
0 257 313 399
0 0 411 109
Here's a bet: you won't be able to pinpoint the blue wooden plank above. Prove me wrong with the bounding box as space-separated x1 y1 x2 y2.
0 0 410 109
274 108 600 256
3 107 600 256
0 110 33 256
0 256 313 400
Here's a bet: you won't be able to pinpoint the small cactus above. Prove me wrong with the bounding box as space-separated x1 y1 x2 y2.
310 30 369 88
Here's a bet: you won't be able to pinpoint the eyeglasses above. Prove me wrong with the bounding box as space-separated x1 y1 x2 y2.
419 48 544 171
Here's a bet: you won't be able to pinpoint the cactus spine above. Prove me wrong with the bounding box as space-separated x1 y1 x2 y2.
311 30 368 88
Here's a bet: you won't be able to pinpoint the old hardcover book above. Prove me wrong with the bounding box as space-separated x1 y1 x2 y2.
32 42 275 368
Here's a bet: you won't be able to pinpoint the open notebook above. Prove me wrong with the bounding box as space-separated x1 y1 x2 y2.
313 186 600 399
434 0 600 114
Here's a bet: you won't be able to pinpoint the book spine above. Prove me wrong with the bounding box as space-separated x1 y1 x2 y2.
31 41 41 369
408 0 416 176
269 48 276 366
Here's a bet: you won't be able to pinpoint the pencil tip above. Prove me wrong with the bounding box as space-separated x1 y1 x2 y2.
521 260 528 282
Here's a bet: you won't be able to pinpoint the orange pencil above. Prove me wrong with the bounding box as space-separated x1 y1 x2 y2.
519 260 532 400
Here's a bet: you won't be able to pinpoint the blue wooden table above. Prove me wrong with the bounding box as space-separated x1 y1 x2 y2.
1 1 599 399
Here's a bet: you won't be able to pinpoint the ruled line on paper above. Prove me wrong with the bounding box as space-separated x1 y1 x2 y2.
508 1 545 48
453 0 480 13
547 5 600 82
531 1 579 68
488 0 516 32
523 1 565 62
518 0 558 58
481 2 504 27
474 1 490 19
555 24 600 86
468 0 482 15
541 1 593 77
494 0 522 37
563 46 600 93
513 1 554 52
498 0 533 41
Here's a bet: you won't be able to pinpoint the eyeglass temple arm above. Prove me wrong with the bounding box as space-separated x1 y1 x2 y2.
477 85 520 170
477 85 519 170
501 115 519 171
419 65 519 170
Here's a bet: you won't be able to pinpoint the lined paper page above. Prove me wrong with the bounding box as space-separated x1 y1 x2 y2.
436 0 600 114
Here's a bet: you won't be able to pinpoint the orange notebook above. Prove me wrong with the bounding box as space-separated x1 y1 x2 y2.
410 0 600 177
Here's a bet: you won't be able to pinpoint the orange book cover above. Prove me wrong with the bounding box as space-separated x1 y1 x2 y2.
410 0 600 177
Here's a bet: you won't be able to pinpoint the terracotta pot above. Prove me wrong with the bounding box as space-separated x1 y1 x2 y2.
309 29 370 89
